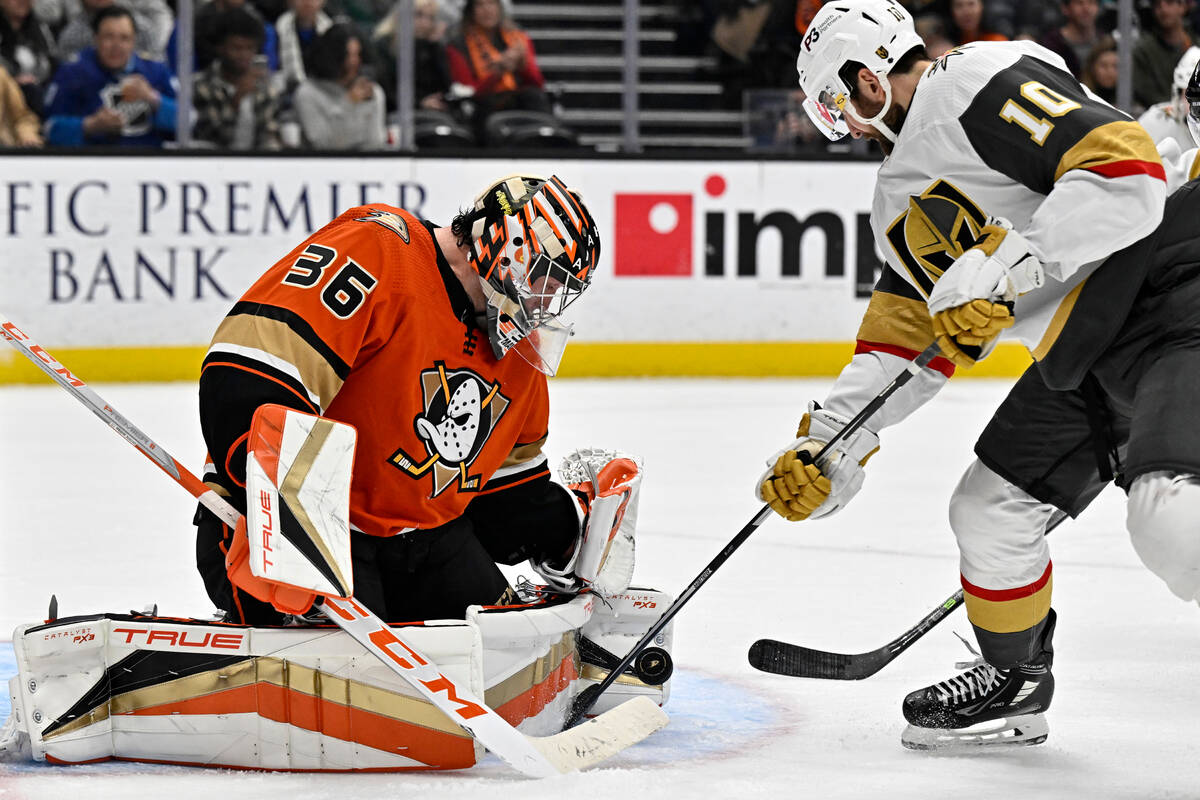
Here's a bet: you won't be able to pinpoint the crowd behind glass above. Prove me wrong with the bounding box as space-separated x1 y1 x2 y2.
0 0 1195 152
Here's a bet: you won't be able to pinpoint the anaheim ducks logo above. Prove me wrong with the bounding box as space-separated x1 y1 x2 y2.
354 209 410 243
885 179 987 297
388 362 509 496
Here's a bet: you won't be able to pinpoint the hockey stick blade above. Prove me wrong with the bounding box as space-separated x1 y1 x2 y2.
0 314 668 777
748 513 1067 681
748 589 965 680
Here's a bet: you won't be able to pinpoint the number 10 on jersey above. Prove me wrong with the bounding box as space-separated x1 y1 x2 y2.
998 80 1082 145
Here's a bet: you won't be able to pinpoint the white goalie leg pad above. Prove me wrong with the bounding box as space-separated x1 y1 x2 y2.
0 679 32 762
1127 471 1200 603
576 588 674 716
468 594 594 736
5 614 485 770
533 448 642 596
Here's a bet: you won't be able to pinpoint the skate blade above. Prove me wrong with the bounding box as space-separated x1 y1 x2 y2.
901 713 1048 751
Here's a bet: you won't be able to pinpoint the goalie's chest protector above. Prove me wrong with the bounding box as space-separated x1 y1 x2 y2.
238 206 550 537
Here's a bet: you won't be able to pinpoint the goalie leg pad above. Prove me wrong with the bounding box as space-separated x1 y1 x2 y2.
5 613 487 771
533 449 642 596
575 587 675 717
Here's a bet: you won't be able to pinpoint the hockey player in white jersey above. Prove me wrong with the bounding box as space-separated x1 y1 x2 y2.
764 0 1200 750
1138 46 1200 150
1159 58 1200 189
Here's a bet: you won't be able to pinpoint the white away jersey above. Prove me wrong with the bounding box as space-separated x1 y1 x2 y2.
864 40 1166 367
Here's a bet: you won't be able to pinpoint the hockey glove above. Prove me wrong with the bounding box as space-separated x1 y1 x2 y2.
532 448 642 595
757 402 880 522
927 220 1043 368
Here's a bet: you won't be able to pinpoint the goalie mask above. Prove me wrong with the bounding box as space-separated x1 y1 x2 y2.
463 174 600 376
795 0 923 143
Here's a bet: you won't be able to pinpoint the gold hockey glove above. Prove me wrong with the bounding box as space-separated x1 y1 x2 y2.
926 220 1043 369
757 403 880 522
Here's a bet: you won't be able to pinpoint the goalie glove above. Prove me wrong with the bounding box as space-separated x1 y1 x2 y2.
531 448 641 596
927 219 1044 368
757 403 880 522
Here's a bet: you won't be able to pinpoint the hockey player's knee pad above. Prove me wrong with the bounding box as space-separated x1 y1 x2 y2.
1127 471 1200 602
949 460 1057 581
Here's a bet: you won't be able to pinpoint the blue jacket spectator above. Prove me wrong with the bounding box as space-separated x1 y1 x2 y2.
44 5 176 146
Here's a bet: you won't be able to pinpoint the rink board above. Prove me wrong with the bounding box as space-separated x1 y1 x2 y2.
0 154 1033 381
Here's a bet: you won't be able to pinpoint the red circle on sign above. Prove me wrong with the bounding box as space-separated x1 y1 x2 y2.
704 174 727 197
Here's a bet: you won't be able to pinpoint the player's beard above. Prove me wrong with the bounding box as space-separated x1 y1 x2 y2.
854 98 908 156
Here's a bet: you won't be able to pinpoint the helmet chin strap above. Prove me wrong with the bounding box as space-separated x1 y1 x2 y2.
843 73 899 143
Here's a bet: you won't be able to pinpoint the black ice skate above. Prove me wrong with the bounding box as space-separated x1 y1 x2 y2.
901 657 1053 750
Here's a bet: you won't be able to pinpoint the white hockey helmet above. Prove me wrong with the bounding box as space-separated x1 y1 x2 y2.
1186 58 1200 146
1172 46 1200 98
795 0 924 142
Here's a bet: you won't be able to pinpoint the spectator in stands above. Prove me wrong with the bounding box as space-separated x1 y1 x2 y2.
1007 0 1062 40
276 0 332 93
292 23 384 149
947 0 1007 45
1039 0 1102 78
0 61 39 143
43 6 176 145
373 0 453 113
1134 0 1196 111
446 0 550 136
913 14 956 57
1082 34 1119 104
1138 45 1200 147
192 8 281 150
0 0 56 114
58 0 173 63
167 0 278 74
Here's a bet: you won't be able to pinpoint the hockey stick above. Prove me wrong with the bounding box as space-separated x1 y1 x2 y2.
0 315 667 777
564 341 943 727
748 507 1068 679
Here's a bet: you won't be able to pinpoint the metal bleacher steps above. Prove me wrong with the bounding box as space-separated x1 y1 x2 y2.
512 0 751 151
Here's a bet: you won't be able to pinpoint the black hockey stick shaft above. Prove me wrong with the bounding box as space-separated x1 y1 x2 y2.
565 341 943 726
749 512 1066 680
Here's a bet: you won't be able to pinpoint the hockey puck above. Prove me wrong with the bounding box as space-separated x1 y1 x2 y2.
633 647 673 684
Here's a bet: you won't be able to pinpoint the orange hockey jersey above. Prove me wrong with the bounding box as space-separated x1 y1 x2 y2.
200 205 551 536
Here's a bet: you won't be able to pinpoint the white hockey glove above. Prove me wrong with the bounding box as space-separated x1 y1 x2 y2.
757 402 879 522
531 448 641 596
927 219 1043 368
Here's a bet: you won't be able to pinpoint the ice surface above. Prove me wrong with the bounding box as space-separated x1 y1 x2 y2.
1 378 1197 799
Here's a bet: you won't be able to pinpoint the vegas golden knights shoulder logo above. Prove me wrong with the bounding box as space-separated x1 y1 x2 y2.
388 362 509 496
885 179 987 297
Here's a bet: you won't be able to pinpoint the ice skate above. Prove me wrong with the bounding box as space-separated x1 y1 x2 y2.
901 655 1053 750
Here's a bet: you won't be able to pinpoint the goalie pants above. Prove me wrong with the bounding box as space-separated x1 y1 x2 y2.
959 184 1200 668
195 477 578 625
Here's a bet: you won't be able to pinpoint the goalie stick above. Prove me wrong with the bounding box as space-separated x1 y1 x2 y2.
748 512 1067 680
0 315 667 778
564 341 943 727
